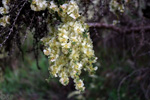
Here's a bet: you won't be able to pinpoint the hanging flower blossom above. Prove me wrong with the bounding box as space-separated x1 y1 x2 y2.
41 0 98 92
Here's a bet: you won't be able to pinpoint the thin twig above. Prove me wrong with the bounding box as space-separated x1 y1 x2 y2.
87 23 150 34
117 68 150 100
0 0 27 48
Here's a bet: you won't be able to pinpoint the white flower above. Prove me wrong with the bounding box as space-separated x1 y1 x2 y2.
76 63 82 70
0 7 5 14
61 42 71 49
59 77 69 86
60 3 68 10
0 16 10 27
69 13 76 19
74 79 85 91
49 1 58 11
43 48 51 56
71 36 78 42
2 0 9 9
73 22 85 34
62 35 69 39
94 66 98 70
31 0 47 11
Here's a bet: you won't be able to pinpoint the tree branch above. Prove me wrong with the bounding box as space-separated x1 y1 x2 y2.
87 22 150 34
0 0 27 48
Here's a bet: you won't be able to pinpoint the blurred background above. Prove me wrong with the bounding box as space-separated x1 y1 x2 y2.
0 0 150 100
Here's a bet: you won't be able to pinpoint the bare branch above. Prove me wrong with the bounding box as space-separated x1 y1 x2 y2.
0 0 27 48
87 23 150 34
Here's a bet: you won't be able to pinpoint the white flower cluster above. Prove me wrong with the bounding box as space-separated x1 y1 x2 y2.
109 0 125 13
38 0 97 91
0 0 10 27
48 1 80 21
30 0 48 11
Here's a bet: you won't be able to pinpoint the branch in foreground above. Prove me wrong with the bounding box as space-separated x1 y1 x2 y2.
0 0 27 48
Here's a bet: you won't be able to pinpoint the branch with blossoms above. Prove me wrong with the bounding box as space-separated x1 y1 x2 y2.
0 0 28 48
0 0 98 92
